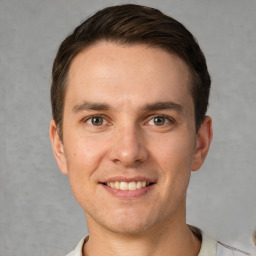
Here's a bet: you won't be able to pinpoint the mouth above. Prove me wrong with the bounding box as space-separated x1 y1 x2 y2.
103 181 153 191
100 176 156 198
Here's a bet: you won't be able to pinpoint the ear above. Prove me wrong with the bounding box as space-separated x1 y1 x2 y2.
191 116 213 172
49 120 68 175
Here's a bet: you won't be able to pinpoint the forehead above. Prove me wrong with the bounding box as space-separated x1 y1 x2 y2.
66 42 193 109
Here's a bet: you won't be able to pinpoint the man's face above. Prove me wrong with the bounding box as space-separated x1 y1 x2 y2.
50 42 211 235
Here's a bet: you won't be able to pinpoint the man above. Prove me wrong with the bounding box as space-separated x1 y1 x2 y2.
49 4 249 256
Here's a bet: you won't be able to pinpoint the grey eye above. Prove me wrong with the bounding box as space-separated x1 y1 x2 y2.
153 116 166 126
90 116 104 126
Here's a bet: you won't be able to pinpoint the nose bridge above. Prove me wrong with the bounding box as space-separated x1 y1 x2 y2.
110 121 148 166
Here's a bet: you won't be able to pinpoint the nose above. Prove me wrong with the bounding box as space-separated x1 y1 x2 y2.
109 124 149 167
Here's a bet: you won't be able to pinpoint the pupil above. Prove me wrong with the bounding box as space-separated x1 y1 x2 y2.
154 117 165 126
92 117 103 126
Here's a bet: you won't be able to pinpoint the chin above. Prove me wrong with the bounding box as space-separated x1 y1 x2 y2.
102 211 159 235
106 221 154 235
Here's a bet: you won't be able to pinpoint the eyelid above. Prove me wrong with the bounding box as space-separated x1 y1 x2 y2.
146 115 175 126
82 114 109 125
81 114 175 126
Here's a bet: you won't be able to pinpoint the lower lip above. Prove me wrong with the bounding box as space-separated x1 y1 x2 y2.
101 184 154 199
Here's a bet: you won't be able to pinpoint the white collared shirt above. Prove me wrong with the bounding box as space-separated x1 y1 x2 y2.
66 231 250 256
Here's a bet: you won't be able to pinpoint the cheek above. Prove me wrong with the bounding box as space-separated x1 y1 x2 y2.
153 133 195 170
63 135 108 197
65 134 107 172
152 133 195 194
65 141 103 209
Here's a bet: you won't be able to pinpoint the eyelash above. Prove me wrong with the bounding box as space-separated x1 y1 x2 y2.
147 115 175 126
82 114 175 127
83 115 108 126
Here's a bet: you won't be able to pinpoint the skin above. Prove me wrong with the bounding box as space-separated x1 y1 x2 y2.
50 42 212 256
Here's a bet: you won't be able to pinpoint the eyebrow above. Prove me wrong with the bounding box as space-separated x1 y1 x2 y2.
72 100 183 113
72 101 110 112
142 101 183 112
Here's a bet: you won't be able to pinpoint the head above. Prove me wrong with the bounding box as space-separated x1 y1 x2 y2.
50 4 212 235
51 4 211 141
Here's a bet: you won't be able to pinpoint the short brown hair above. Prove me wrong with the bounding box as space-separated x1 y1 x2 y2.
51 4 211 140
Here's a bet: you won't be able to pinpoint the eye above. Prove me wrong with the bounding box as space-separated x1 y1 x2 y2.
148 116 171 126
86 116 106 126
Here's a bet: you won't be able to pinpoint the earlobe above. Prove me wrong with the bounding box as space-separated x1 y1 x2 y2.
49 120 68 175
191 116 213 172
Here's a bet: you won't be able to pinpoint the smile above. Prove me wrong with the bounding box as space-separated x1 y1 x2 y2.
105 181 151 191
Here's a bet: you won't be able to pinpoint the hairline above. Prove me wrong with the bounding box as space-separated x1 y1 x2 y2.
57 40 199 140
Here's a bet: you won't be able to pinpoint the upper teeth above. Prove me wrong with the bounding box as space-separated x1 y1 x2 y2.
106 181 149 191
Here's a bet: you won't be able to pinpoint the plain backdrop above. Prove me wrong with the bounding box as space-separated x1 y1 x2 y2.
0 0 255 255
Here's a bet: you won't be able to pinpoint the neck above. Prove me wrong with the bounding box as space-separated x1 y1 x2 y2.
83 210 201 256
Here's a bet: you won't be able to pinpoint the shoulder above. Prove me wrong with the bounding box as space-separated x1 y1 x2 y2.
65 250 75 256
65 236 88 256
189 225 251 256
216 242 250 256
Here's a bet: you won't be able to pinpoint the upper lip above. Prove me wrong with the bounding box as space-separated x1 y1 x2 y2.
100 175 156 184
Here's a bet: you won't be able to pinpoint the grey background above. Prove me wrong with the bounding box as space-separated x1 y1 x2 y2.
0 0 255 255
